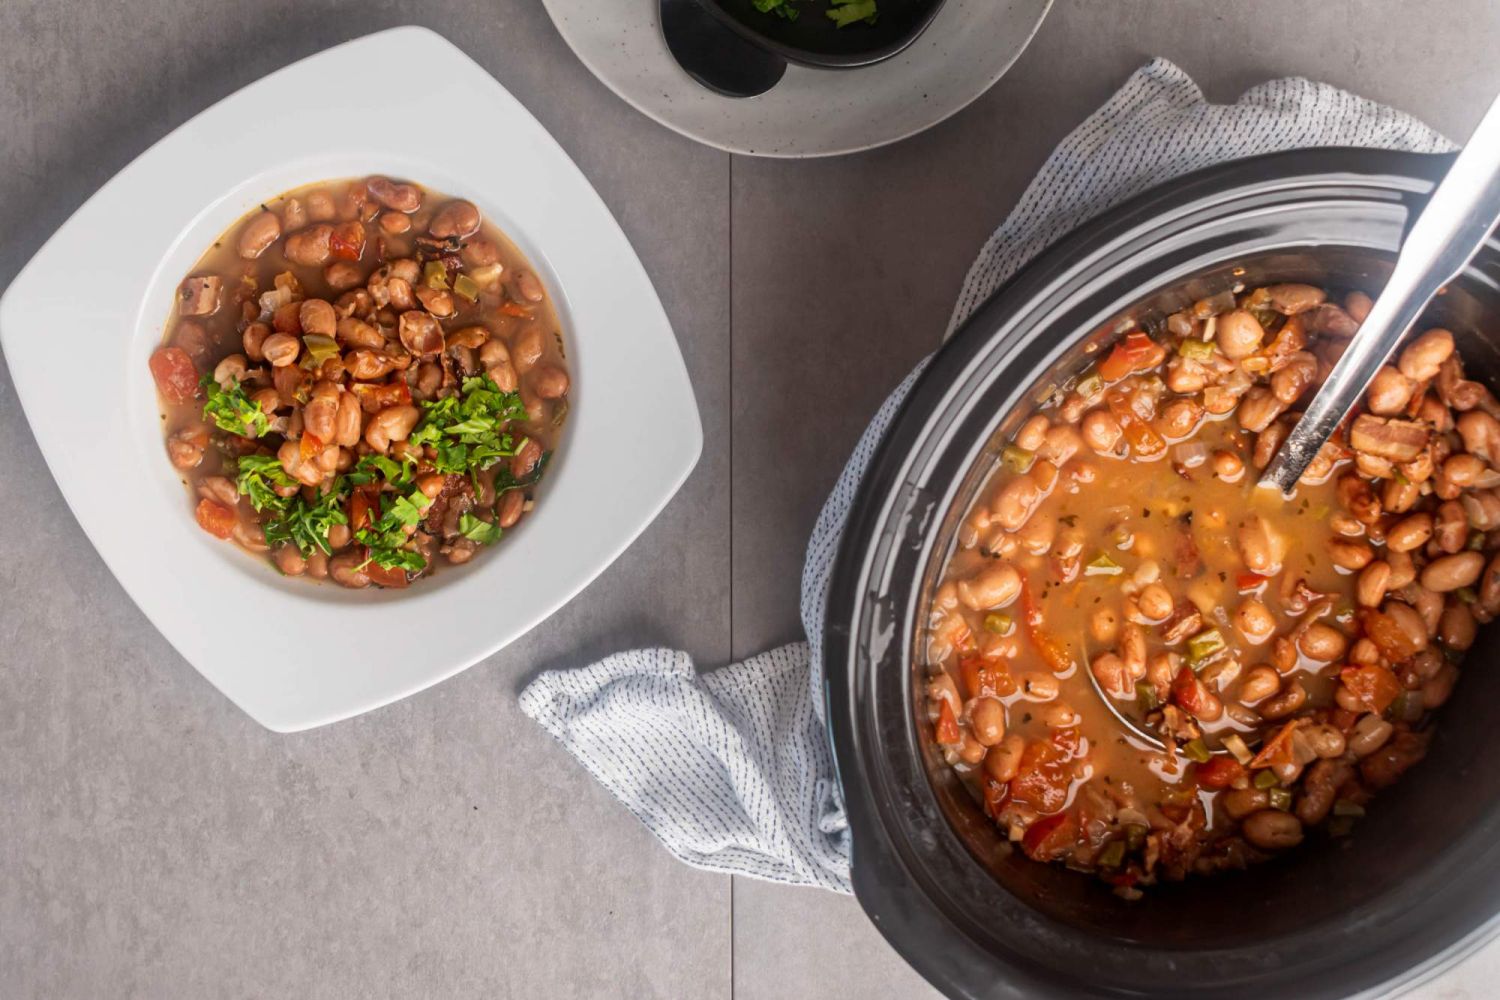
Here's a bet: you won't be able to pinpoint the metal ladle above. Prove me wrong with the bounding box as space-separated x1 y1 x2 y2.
1261 91 1500 492
1084 93 1500 754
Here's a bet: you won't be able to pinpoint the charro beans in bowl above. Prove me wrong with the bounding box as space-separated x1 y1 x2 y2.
148 177 570 589
923 280 1500 895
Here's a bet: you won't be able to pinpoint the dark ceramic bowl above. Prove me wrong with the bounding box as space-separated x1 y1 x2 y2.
824 148 1500 998
696 0 946 68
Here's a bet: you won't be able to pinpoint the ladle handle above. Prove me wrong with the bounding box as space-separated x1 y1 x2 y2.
1261 91 1500 494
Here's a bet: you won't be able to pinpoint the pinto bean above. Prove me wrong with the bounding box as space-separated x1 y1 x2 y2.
1238 514 1288 575
1212 450 1244 482
299 298 337 338
1328 538 1373 571
1434 500 1469 554
364 404 420 453
1271 351 1318 404
1298 623 1347 662
993 475 1043 531
1238 666 1281 704
1233 599 1276 644
366 176 422 213
497 489 525 529
516 271 546 303
1236 387 1285 433
329 550 371 589
237 210 282 259
1357 561 1392 608
1440 602 1477 651
1385 513 1433 553
1297 759 1353 826
284 224 334 266
1398 328 1455 381
1420 551 1485 592
1223 787 1270 820
256 333 297 368
984 734 1027 784
1216 310 1265 360
1349 714 1395 757
957 563 1022 611
1243 810 1303 850
968 698 1006 746
398 311 444 357
511 438 543 480
1259 679 1307 720
1267 283 1326 315
1367 366 1416 415
1423 664 1460 708
1081 409 1124 453
334 391 362 448
429 200 481 239
531 365 571 400
1458 410 1500 465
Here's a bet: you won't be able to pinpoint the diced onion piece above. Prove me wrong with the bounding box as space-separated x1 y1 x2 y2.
1172 441 1209 467
1222 733 1253 765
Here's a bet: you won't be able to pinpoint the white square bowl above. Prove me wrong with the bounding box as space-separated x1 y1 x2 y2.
0 26 701 732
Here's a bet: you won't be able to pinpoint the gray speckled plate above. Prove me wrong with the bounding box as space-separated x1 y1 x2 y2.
542 0 1052 158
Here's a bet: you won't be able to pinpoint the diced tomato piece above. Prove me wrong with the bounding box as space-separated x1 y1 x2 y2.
1020 576 1076 674
272 300 302 335
959 656 1017 700
981 778 1009 821
500 300 532 317
1236 572 1268 593
1251 719 1306 770
1097 332 1166 383
1340 665 1404 715
329 221 366 261
351 380 413 413
1331 708 1361 733
1105 389 1167 459
348 484 379 531
1362 609 1424 661
1021 810 1078 862
194 498 236 539
1194 756 1247 790
1009 736 1074 813
365 559 410 589
935 699 961 746
149 347 200 403
1171 665 1214 718
299 432 324 464
1050 725 1082 757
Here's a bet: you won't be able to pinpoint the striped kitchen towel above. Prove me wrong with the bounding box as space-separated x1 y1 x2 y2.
518 58 1452 893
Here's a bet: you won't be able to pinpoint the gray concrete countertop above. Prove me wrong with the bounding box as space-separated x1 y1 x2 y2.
3 0 1500 996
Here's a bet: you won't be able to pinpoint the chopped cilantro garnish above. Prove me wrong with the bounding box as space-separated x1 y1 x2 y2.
235 454 297 513
201 374 270 438
826 0 877 26
262 487 348 557
753 0 801 19
346 453 415 489
354 484 435 571
409 374 528 480
458 513 503 545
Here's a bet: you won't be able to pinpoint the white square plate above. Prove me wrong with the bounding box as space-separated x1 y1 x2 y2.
0 26 701 732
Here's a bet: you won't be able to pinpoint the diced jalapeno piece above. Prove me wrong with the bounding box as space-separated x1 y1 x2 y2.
1182 738 1211 764
1001 444 1035 474
983 613 1015 636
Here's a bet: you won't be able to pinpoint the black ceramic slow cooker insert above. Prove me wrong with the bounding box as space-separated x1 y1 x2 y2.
824 148 1500 999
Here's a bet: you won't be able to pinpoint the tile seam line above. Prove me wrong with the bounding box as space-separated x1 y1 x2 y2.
727 148 736 1000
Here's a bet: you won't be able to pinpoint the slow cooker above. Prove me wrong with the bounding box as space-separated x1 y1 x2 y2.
824 148 1500 999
